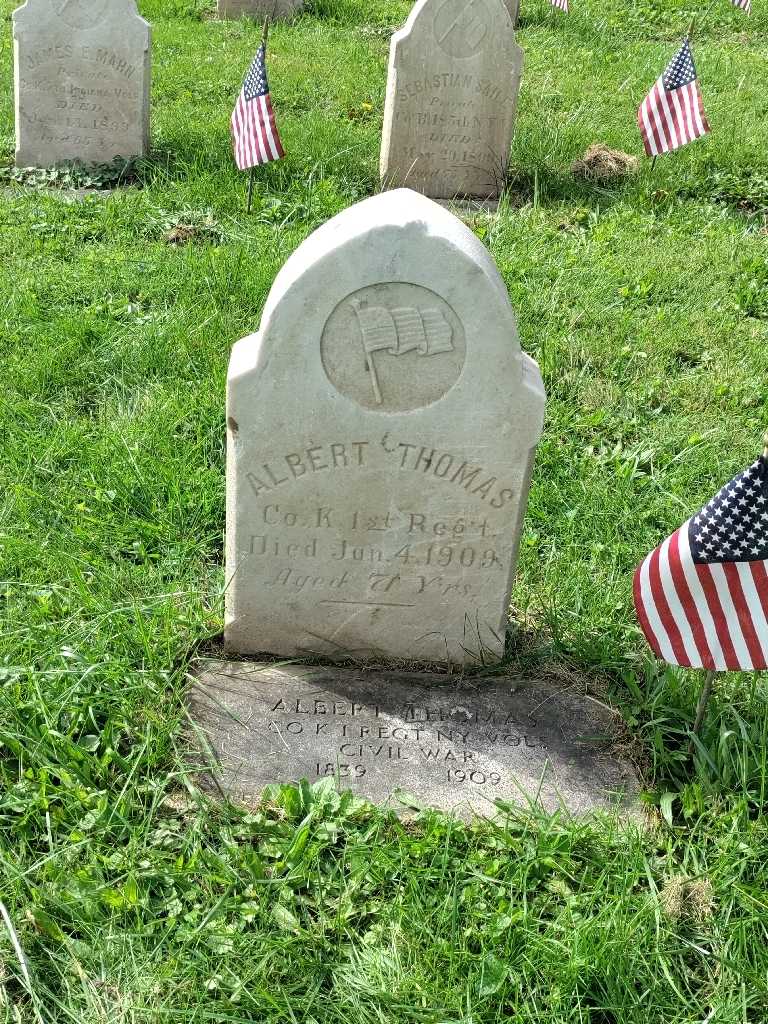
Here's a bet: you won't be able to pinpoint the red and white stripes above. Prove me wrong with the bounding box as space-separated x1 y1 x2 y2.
231 92 284 172
634 524 768 671
638 76 710 157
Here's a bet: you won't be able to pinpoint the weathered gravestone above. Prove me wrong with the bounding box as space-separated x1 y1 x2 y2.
216 0 303 18
380 0 523 200
13 0 150 169
225 188 544 664
189 661 641 819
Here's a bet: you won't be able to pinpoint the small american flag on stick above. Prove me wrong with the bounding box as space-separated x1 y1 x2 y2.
732 0 751 13
637 38 710 158
634 451 768 672
550 0 568 12
231 40 284 171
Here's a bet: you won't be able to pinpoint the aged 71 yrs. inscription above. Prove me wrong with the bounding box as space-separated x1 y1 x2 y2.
189 662 641 818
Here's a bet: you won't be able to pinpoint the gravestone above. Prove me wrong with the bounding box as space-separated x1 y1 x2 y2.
380 0 523 200
189 661 641 819
506 0 520 26
225 188 544 665
13 0 150 169
216 0 302 18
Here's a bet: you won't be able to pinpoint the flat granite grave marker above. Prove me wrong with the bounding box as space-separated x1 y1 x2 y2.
380 0 523 200
216 0 303 18
189 661 641 818
225 188 544 665
13 0 150 169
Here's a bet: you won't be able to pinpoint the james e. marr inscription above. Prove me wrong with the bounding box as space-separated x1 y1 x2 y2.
189 662 641 818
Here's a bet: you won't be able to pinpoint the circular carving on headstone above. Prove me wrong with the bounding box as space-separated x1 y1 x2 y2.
432 0 492 59
321 283 466 413
56 0 109 29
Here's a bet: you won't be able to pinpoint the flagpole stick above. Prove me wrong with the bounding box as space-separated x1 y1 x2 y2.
689 669 716 754
246 167 255 214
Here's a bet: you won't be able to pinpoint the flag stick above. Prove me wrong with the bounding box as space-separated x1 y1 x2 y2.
366 354 383 405
246 168 255 214
689 669 716 753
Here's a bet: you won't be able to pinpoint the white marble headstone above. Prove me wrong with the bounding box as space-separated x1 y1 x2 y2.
225 189 544 665
380 0 523 200
13 0 150 169
217 0 302 18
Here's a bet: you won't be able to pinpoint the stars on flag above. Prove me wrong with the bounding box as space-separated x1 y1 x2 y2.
634 456 768 672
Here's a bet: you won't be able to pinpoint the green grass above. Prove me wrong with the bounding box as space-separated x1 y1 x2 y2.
2 0 768 1019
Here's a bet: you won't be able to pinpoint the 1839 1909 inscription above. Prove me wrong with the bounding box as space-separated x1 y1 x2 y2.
189 662 641 818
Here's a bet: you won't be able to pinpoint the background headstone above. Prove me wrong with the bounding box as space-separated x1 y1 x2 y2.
225 189 544 665
506 0 520 26
380 0 523 200
13 0 150 169
189 662 641 819
216 0 303 19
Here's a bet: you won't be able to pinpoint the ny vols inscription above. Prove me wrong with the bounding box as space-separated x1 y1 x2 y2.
189 663 641 818
380 0 522 200
226 189 544 664
13 0 150 168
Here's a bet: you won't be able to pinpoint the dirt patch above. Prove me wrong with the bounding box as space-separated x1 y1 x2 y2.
571 143 639 182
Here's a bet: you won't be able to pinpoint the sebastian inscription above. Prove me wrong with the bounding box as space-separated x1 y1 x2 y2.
13 0 150 168
189 662 641 819
380 0 522 200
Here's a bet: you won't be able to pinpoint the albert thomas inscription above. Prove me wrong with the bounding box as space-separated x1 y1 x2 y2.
189 663 641 817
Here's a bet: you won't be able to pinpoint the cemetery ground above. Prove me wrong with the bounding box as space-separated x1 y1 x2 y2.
1 0 768 1019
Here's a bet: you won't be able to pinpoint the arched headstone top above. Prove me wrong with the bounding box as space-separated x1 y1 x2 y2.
226 189 544 664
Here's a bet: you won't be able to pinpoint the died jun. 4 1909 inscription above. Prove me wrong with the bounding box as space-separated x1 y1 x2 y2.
189 662 641 818
13 0 151 168
380 0 523 199
225 189 544 665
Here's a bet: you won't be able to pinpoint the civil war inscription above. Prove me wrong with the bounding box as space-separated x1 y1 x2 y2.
189 662 641 818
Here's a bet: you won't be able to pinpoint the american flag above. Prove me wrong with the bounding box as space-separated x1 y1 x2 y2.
732 0 751 12
231 43 284 171
637 39 710 158
634 456 768 672
550 0 568 11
